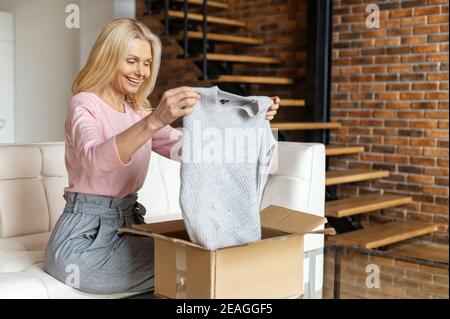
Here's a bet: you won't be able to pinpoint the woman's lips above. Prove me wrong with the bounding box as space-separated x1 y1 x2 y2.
126 76 142 87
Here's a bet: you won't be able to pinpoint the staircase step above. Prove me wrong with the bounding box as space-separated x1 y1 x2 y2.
279 99 305 107
195 53 280 64
173 0 229 9
270 122 342 130
389 240 449 264
174 31 264 45
327 221 438 249
326 169 390 186
215 75 295 85
326 145 365 156
326 194 413 218
168 10 245 27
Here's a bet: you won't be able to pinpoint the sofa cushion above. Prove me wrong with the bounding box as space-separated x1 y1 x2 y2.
0 179 50 238
0 232 51 252
0 251 44 272
23 263 147 299
0 146 42 179
139 152 182 217
41 177 67 230
0 272 49 299
0 263 146 299
40 143 67 177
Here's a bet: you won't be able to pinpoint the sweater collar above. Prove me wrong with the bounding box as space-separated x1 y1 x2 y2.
213 85 259 117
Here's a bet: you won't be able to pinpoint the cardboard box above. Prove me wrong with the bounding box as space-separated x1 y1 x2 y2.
120 205 328 299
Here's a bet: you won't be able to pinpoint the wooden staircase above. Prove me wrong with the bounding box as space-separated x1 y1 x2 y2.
166 10 246 27
174 31 264 45
173 0 229 9
326 194 413 218
144 0 336 129
325 145 437 249
327 222 438 249
141 0 439 253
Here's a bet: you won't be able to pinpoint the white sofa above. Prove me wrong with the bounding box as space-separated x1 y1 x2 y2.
0 141 325 299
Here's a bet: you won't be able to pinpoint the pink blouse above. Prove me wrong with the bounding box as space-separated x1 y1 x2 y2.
64 92 182 198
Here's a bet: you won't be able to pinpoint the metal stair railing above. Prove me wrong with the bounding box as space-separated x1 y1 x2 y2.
146 0 210 80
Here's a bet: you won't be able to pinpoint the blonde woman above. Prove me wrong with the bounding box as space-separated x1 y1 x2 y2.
44 18 280 295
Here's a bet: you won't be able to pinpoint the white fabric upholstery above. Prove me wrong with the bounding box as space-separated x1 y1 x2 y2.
0 146 42 179
0 232 51 252
0 141 325 298
0 251 45 272
260 142 326 251
41 177 67 231
0 179 50 238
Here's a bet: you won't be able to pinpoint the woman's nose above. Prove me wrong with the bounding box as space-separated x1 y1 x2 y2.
135 64 144 77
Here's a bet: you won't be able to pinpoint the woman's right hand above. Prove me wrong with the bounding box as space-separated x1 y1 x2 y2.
149 86 201 129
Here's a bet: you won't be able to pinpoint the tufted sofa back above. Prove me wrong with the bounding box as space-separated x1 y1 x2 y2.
0 141 325 251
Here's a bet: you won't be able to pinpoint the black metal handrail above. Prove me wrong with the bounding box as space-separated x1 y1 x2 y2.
146 0 210 80
183 0 189 58
146 0 152 15
165 0 169 35
202 0 208 80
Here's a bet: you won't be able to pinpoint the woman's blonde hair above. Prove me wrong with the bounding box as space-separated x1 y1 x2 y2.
72 18 161 110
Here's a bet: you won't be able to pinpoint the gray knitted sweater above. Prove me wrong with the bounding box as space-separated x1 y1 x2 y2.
179 85 277 250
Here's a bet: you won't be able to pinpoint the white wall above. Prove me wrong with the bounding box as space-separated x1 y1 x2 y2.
79 0 114 68
0 11 14 143
114 0 135 19
0 0 80 143
0 0 135 143
79 0 135 68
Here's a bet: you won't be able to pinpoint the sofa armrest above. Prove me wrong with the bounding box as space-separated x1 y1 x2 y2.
260 142 326 252
261 142 325 216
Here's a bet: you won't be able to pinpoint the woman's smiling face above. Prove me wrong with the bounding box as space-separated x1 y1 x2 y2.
111 38 152 95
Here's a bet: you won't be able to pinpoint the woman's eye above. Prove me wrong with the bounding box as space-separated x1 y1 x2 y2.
127 60 135 64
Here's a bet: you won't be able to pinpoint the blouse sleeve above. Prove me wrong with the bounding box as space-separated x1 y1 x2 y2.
66 95 133 177
151 124 183 161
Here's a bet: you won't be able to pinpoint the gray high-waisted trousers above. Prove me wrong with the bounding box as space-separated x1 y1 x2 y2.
44 192 154 294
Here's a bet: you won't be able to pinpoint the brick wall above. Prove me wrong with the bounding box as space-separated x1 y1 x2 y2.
326 0 449 299
330 0 449 245
323 246 449 298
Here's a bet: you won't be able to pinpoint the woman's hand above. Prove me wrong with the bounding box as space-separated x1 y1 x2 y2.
149 86 201 129
265 96 280 121
115 87 200 164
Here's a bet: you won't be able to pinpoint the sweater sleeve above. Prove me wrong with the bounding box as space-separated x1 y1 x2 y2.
151 124 183 161
66 95 133 177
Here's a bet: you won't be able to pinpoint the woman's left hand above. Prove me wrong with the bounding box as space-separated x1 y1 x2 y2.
265 96 280 121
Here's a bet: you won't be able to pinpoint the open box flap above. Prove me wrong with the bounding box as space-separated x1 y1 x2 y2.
119 226 210 250
131 219 186 234
260 204 327 234
118 220 211 251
